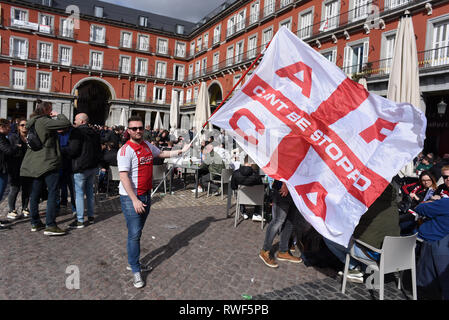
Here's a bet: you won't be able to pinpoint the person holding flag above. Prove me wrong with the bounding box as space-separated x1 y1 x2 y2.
118 116 191 289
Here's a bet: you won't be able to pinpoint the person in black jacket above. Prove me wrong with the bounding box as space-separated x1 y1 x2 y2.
0 118 17 228
231 156 264 221
61 113 101 229
6 118 32 220
98 141 118 192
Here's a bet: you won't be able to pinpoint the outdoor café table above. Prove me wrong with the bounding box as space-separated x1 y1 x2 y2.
166 159 202 198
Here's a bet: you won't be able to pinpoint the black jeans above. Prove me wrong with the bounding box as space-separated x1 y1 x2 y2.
7 176 32 212
29 170 59 227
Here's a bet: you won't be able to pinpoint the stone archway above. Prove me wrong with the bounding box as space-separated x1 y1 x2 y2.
208 81 223 114
72 77 115 125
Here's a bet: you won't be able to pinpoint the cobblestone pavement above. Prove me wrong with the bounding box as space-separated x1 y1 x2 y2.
0 181 415 300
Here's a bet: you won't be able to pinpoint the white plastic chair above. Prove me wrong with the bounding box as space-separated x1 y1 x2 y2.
234 184 265 229
152 164 167 194
106 166 120 194
341 234 418 300
207 168 233 199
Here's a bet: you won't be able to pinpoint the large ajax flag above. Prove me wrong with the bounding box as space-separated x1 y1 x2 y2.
208 27 427 247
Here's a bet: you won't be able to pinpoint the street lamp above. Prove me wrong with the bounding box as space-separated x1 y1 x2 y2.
437 99 447 117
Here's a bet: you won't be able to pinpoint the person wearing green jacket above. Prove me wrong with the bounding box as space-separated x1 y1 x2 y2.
20 101 71 236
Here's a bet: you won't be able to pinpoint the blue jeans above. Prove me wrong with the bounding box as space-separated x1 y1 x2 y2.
29 170 59 227
263 192 298 253
0 172 8 202
73 168 96 223
324 237 375 270
120 193 151 273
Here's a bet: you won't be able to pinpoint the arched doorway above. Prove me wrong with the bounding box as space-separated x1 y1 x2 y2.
73 79 113 125
208 82 223 114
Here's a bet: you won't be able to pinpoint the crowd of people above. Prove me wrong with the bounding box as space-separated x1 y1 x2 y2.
0 100 448 298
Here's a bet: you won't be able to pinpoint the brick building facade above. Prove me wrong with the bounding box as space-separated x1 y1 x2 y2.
0 0 448 154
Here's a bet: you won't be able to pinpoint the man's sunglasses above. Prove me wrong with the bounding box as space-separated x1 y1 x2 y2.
129 127 144 132
443 175 449 180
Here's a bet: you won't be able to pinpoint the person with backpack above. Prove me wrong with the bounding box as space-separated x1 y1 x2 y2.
20 101 72 235
61 113 101 229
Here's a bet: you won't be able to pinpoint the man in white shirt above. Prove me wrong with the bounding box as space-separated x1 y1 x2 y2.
118 115 190 288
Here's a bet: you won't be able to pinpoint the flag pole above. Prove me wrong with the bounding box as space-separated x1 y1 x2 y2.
202 41 270 129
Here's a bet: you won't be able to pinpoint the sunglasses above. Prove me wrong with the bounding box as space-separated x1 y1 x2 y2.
443 175 449 180
19 124 26 127
129 127 144 132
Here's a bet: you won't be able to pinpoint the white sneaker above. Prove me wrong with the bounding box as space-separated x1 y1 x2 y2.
242 213 249 220
338 268 364 283
21 209 30 217
7 210 20 220
252 214 265 222
133 272 145 288
191 187 203 193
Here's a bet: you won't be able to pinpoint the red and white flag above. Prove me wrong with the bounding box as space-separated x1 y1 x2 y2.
208 27 426 246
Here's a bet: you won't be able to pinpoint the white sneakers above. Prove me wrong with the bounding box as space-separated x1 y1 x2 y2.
7 210 20 220
252 214 265 222
191 187 204 193
133 272 145 288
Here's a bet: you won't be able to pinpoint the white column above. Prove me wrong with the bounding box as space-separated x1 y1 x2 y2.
0 99 7 119
61 103 72 120
26 100 34 119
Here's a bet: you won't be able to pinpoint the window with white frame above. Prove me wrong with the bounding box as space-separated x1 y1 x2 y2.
262 27 273 47
12 7 28 22
343 40 369 75
153 87 165 104
90 25 105 43
281 0 293 7
155 61 166 78
235 41 244 63
190 41 195 56
38 13 53 34
11 68 26 89
213 52 220 71
188 64 194 79
120 56 131 74
194 87 199 102
385 0 411 10
135 84 146 102
298 10 313 39
195 60 201 77
280 18 292 30
138 34 149 51
90 51 103 70
248 35 258 58
175 42 186 57
322 0 339 31
121 31 132 48
59 46 72 66
250 1 260 24
204 33 209 49
321 48 337 64
37 72 51 92
236 10 246 31
227 16 236 37
10 37 28 59
233 74 242 89
135 58 148 76
264 0 275 17
157 38 168 54
42 0 52 6
186 88 192 103
201 57 207 75
213 25 221 44
431 20 449 66
60 18 74 38
350 0 369 22
174 64 184 81
39 42 52 63
139 16 148 27
196 37 202 52
226 46 234 66
380 32 396 73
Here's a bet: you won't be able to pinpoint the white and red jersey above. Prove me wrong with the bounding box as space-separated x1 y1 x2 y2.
117 140 161 196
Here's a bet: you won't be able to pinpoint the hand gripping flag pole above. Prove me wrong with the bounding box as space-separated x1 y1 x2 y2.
151 42 270 197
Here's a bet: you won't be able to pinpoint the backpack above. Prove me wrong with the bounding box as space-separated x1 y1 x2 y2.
26 122 43 151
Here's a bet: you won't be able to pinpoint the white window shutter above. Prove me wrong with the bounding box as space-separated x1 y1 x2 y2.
343 46 350 73
363 41 369 67
9 37 13 56
25 40 29 59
